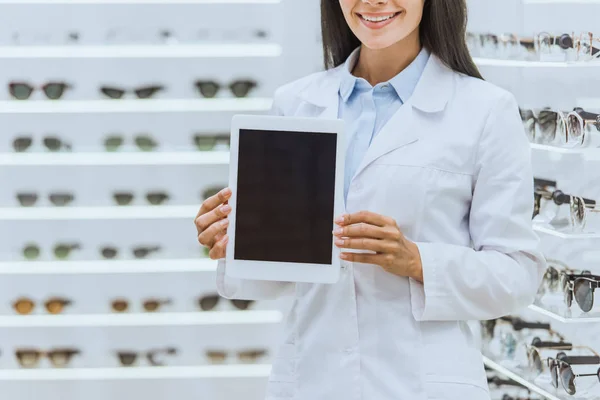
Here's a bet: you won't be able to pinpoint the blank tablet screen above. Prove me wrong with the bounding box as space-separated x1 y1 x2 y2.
234 128 337 265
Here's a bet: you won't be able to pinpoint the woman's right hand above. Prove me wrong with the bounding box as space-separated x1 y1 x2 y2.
195 187 232 260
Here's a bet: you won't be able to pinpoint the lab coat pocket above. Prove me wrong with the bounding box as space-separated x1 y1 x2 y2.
266 343 298 399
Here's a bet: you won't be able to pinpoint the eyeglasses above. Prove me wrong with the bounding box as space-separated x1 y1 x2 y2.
548 351 600 395
104 135 158 152
13 136 71 152
205 349 267 364
562 271 600 312
23 243 81 260
566 107 600 147
100 245 161 260
111 298 172 313
533 188 599 230
16 348 80 368
112 192 169 206
539 259 576 296
193 134 230 151
194 79 257 98
198 294 253 311
9 81 71 100
13 297 73 315
116 347 177 367
16 192 74 207
100 85 164 99
526 337 574 375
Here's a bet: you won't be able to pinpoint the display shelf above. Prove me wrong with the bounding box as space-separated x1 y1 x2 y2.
473 57 600 68
0 151 229 166
0 310 283 328
0 98 272 114
533 225 600 239
530 143 600 159
0 205 198 221
483 356 564 400
0 258 216 275
0 43 282 59
0 364 271 381
528 304 600 324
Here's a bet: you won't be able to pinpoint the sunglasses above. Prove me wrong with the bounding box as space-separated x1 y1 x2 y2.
194 79 257 98
562 271 600 312
205 349 267 364
566 108 600 148
100 245 161 260
198 294 253 311
112 192 169 206
9 81 70 100
539 259 576 296
548 352 600 395
16 192 74 207
23 243 81 260
104 135 158 152
100 85 164 100
116 347 177 367
13 136 71 152
16 348 80 368
193 134 230 151
526 337 574 376
13 297 73 315
521 107 600 148
111 298 172 313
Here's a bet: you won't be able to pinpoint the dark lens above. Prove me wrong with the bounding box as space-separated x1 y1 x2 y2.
143 300 160 312
134 86 163 99
195 81 220 98
560 364 576 395
111 299 128 313
550 360 559 388
9 83 34 100
134 136 157 151
48 349 77 367
43 137 62 151
117 352 137 366
100 86 125 99
574 278 594 312
194 135 217 151
43 82 68 100
49 193 74 207
101 247 118 259
229 80 256 98
231 299 253 310
564 286 573 307
113 193 134 206
23 245 40 260
54 245 74 259
12 137 32 152
133 247 159 259
16 350 41 367
532 350 543 374
104 136 123 152
568 113 583 142
146 192 169 205
199 295 220 311
537 109 558 143
558 34 574 49
17 193 38 207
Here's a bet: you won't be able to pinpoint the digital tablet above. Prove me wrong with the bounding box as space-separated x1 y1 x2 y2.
225 114 345 284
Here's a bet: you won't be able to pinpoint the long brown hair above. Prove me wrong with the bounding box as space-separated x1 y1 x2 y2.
320 0 483 79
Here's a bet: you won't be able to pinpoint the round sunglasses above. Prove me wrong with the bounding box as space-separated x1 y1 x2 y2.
548 352 600 395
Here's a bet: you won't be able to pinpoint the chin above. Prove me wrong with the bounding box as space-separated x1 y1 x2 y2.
358 35 400 50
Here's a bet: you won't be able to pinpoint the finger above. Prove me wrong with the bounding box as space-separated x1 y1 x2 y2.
333 223 393 240
340 252 382 265
336 210 393 227
209 235 229 260
196 187 232 220
195 203 232 235
198 218 229 247
334 237 394 253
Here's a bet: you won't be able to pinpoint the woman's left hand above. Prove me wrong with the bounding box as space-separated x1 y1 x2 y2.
333 211 424 283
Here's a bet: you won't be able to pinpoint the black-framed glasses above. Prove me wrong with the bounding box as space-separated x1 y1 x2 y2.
193 134 230 151
562 271 600 312
100 85 164 99
548 352 600 395
198 294 253 311
16 348 80 368
116 347 177 367
526 337 573 375
112 192 169 206
16 192 74 207
23 243 81 260
9 81 71 100
12 136 71 152
194 79 257 98
104 135 158 152
100 245 161 260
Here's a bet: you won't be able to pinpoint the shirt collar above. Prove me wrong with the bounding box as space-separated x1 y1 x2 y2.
339 46 430 103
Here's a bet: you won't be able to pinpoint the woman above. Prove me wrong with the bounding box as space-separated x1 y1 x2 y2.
195 0 545 399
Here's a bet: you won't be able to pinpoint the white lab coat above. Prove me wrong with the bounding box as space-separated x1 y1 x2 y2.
216 54 546 400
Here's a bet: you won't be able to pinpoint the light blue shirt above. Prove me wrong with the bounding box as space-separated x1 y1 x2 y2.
338 47 430 202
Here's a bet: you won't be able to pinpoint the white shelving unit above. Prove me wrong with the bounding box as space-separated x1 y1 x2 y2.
0 258 216 274
0 98 272 114
0 205 198 221
0 44 282 59
0 310 283 328
0 364 272 381
530 143 600 159
527 304 600 324
533 225 600 239
0 151 229 166
474 57 600 68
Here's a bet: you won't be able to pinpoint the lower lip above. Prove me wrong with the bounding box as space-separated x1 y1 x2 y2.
358 12 401 30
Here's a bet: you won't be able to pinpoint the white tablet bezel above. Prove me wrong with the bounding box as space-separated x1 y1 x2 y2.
225 114 345 284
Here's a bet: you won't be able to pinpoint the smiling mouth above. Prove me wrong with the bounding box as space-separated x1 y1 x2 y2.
357 11 402 23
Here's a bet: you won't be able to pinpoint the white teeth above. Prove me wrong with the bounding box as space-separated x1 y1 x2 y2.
361 13 396 22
